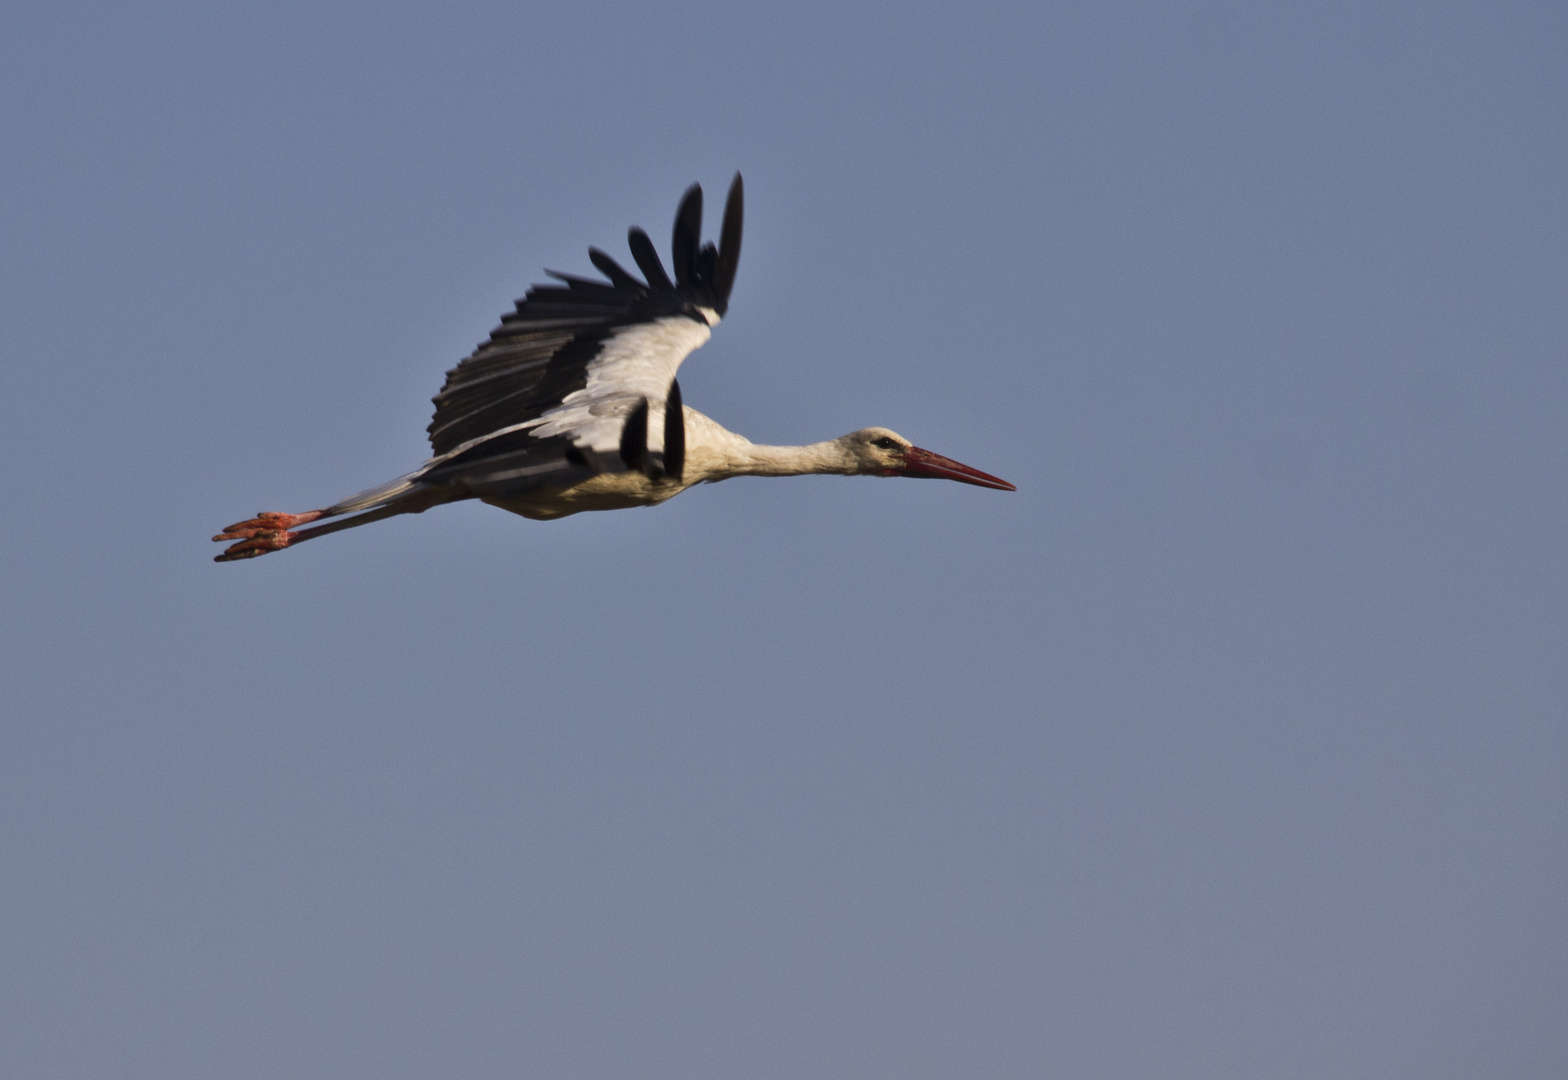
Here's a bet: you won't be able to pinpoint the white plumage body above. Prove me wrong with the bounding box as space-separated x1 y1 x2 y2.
479 406 855 520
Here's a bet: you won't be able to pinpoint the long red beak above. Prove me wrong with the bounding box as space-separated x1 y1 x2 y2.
900 446 1016 491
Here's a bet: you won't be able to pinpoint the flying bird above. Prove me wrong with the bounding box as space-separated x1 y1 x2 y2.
213 175 1013 562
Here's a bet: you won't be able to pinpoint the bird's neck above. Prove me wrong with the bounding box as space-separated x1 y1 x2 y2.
723 440 853 478
679 408 857 483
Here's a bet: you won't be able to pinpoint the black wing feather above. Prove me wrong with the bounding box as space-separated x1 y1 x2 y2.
627 228 674 291
663 378 685 482
619 398 649 473
588 247 644 290
671 184 703 287
428 327 608 456
422 427 586 495
712 173 744 308
426 178 744 466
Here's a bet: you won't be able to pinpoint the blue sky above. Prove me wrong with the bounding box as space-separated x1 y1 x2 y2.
2 2 1565 1077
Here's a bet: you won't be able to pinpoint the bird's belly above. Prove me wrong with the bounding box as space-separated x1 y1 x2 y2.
479 471 681 520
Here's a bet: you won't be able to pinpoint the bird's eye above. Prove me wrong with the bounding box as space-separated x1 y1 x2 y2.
872 437 899 450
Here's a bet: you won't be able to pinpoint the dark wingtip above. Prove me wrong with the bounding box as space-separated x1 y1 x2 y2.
619 397 650 472
696 242 717 291
672 183 703 288
628 227 673 291
663 378 685 482
589 246 644 290
713 172 743 307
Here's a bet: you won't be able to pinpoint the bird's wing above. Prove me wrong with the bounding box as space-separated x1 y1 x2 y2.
421 175 743 492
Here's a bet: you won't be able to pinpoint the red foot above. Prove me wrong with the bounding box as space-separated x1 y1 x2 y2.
212 511 324 562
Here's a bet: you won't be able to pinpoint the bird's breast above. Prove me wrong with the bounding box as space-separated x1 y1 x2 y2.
479 470 686 520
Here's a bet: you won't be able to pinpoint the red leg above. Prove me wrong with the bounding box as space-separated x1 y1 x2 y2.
211 488 462 563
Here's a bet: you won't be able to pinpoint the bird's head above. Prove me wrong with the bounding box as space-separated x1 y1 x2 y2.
840 428 1016 490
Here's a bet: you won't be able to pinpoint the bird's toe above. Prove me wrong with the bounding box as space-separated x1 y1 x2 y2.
213 529 296 562
216 510 323 540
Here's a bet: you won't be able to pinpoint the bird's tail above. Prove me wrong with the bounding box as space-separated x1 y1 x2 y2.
320 469 428 516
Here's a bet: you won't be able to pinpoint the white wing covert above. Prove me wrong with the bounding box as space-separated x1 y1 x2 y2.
523 313 714 453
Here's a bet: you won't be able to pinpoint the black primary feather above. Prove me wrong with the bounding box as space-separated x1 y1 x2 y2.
588 247 644 290
543 270 623 294
697 243 717 287
619 397 649 473
663 378 685 482
671 184 703 288
627 228 674 291
713 173 744 309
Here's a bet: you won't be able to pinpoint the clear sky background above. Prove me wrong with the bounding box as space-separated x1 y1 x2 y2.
2 2 1564 1077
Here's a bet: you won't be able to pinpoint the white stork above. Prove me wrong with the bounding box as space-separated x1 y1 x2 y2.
213 175 1014 562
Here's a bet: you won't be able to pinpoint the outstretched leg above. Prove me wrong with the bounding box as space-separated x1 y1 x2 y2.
212 489 460 562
